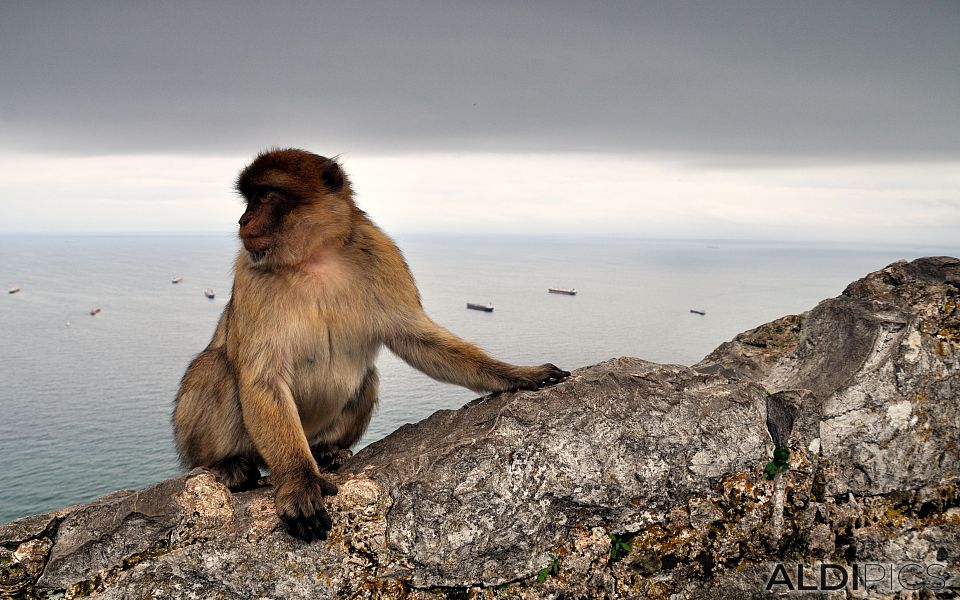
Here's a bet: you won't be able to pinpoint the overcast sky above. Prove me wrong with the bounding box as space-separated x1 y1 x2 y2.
1 1 958 244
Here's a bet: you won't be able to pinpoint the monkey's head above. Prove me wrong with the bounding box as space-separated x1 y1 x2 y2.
236 148 354 267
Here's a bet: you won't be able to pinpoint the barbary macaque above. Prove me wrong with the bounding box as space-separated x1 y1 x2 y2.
173 148 569 541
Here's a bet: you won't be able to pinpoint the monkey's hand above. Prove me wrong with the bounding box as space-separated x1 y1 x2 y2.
506 363 571 391
274 470 338 543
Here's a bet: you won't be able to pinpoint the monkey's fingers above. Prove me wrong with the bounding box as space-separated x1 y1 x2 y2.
275 472 337 542
506 364 571 392
285 514 314 542
542 363 571 381
513 379 542 391
533 363 571 386
283 508 333 542
279 493 334 542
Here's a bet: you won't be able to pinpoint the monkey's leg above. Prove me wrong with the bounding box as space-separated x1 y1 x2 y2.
387 316 570 393
237 376 337 542
309 368 379 470
173 348 261 491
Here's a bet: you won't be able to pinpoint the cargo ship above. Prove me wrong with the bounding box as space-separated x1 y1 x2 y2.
466 302 494 312
548 288 577 296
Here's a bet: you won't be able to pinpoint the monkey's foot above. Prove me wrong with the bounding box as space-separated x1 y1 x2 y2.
508 363 571 391
209 456 262 492
310 444 353 471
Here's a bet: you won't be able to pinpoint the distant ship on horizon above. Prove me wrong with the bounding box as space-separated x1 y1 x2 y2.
466 302 494 312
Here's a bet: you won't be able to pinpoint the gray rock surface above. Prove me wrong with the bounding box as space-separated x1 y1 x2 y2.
344 358 771 590
2 256 958 599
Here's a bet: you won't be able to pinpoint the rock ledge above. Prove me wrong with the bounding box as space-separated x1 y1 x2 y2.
2 257 958 599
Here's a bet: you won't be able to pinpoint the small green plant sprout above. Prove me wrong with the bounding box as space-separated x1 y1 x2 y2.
536 555 560 583
609 533 631 561
763 446 790 479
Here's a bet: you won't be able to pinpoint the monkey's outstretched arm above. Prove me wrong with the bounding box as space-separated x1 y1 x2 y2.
236 372 336 541
386 314 569 394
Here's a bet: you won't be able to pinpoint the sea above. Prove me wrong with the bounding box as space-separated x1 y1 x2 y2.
1 234 957 524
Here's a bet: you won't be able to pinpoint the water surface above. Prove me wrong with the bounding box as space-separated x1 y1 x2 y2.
1 234 955 522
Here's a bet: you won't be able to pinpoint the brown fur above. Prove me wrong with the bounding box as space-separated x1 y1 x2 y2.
172 148 568 542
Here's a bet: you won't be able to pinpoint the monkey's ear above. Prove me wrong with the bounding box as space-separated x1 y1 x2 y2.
320 161 344 193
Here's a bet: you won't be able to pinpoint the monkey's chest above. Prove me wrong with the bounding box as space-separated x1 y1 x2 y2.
286 320 379 422
232 276 379 428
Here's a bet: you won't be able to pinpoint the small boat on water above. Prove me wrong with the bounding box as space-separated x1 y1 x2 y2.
8 287 21 294
548 287 577 296
690 309 706 316
172 276 183 284
467 302 494 313
204 288 216 299
90 308 101 316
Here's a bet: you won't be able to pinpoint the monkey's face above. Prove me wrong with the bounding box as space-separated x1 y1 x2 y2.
238 188 295 262
236 149 352 267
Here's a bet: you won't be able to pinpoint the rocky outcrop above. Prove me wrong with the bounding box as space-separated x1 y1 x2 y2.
2 257 958 599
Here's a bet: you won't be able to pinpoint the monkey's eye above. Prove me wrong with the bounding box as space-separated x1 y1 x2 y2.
257 191 282 205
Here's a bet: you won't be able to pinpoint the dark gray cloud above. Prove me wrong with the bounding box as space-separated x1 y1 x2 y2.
1 1 957 161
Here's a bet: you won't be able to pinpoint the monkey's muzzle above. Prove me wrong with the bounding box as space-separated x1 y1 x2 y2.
241 235 272 263
241 235 271 253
